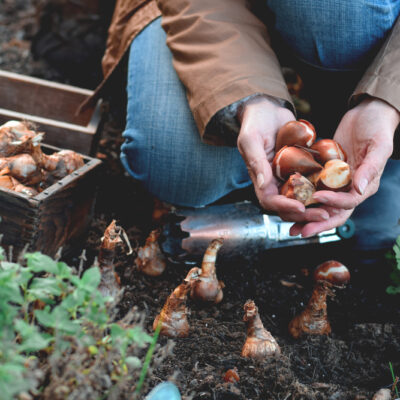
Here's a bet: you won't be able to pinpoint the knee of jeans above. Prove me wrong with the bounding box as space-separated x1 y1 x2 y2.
120 128 250 207
268 0 400 69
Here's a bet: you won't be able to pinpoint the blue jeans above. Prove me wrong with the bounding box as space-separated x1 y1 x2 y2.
121 2 400 250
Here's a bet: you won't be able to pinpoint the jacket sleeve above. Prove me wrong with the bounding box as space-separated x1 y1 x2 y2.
156 0 294 145
350 16 400 114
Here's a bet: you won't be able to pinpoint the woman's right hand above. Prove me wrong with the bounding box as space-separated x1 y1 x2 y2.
237 96 330 223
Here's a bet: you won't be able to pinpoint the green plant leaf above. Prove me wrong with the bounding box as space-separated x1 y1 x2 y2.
79 267 101 291
34 306 55 328
25 252 58 274
14 320 51 352
387 285 400 295
29 277 62 299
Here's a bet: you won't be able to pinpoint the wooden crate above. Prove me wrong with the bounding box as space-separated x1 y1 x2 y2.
0 70 103 155
0 144 102 259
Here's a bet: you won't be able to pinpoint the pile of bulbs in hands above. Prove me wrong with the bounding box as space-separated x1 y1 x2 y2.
272 119 351 206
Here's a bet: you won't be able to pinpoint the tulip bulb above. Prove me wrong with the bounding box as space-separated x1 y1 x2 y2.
190 238 225 303
311 139 347 164
316 159 352 191
272 146 322 181
280 173 317 206
288 260 350 339
275 119 316 152
241 300 281 359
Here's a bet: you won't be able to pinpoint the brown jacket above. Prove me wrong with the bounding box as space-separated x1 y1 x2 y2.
90 0 400 145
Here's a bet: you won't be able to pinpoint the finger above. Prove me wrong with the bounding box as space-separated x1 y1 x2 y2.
237 133 272 191
260 193 306 214
297 209 353 238
289 223 303 236
353 145 390 195
279 207 330 223
312 189 359 209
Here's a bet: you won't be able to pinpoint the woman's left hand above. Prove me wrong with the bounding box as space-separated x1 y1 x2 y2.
289 97 400 237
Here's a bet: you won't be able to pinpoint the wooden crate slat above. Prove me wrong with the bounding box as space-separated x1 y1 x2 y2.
0 69 104 155
0 70 94 125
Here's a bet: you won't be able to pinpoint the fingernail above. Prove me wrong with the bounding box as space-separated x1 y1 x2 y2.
358 178 368 195
257 173 264 189
321 213 329 220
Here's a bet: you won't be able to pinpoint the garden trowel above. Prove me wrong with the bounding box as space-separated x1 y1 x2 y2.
159 201 355 262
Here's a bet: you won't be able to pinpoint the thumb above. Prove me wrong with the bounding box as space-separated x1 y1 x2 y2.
237 132 272 191
353 147 387 195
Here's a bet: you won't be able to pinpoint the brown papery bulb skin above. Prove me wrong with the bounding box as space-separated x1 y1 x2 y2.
288 260 350 339
316 159 352 192
272 146 322 181
0 153 43 186
0 175 37 196
0 121 41 157
153 267 200 338
41 150 84 184
190 238 225 303
241 300 281 359
280 172 317 206
98 220 123 298
288 282 332 339
311 139 347 164
275 119 316 152
135 229 166 276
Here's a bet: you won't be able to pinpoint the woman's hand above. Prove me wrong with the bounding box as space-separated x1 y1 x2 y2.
290 97 400 237
237 96 330 223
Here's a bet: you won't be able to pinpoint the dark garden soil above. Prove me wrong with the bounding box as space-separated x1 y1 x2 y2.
1 1 400 399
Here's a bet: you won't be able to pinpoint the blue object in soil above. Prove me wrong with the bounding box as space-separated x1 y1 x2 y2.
144 382 181 400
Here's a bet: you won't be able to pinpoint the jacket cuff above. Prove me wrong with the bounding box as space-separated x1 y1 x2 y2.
195 78 294 146
350 73 400 114
205 94 290 147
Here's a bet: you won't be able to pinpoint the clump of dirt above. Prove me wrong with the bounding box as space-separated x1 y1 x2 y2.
1 2 399 400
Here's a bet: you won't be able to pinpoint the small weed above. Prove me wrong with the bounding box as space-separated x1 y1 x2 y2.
0 248 160 400
389 362 399 398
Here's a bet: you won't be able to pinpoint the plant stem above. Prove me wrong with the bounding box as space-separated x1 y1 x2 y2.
389 362 399 397
134 321 162 396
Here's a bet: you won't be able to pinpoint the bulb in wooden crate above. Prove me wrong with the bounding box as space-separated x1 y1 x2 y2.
0 175 38 196
0 120 85 196
0 120 40 157
0 153 43 186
